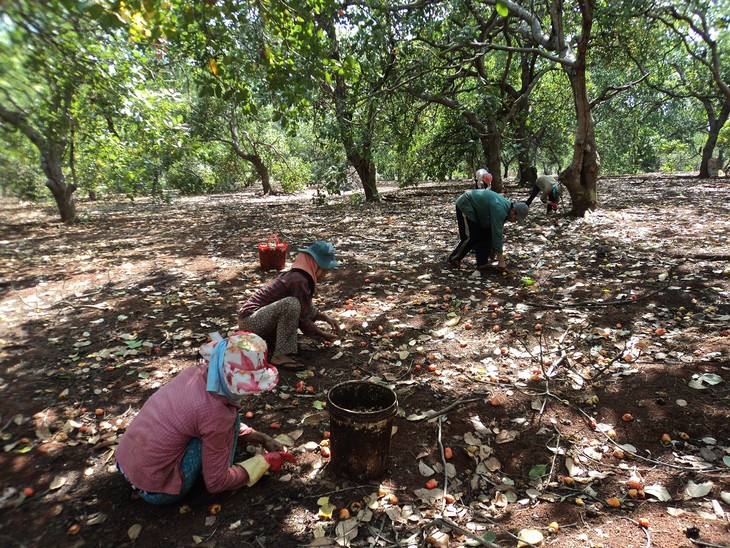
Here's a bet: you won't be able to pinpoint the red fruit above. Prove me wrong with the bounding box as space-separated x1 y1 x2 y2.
414 364 422 372
427 364 437 372
321 446 331 458
444 447 453 459
425 479 438 489
322 431 331 439
269 422 281 429
245 411 255 418
23 487 34 497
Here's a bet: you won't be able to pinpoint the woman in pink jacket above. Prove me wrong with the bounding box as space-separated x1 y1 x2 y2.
115 332 295 505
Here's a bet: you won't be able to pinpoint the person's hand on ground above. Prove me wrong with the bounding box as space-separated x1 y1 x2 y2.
262 435 283 453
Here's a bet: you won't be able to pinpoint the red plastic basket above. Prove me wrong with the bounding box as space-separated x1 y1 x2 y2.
258 234 288 270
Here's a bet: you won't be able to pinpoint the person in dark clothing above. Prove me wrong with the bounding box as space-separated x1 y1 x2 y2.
447 189 528 271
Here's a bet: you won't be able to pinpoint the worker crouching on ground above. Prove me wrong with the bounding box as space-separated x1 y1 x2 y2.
115 332 295 505
238 240 342 372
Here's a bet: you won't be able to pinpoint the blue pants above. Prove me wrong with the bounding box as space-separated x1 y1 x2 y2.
448 205 493 266
131 415 241 505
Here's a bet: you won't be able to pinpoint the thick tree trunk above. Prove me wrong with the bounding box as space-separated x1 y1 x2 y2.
698 101 729 178
559 1 598 217
484 120 502 193
347 150 379 202
250 156 271 195
42 149 77 223
561 69 599 216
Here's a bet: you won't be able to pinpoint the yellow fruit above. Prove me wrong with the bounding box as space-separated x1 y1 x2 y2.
209 503 222 515
548 521 559 534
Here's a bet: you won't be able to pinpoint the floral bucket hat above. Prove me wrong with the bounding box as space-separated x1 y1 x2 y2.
201 332 279 402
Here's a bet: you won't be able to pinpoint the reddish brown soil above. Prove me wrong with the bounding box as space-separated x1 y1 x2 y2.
1 175 729 547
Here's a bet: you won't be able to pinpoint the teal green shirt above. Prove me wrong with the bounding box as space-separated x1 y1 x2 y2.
455 189 512 253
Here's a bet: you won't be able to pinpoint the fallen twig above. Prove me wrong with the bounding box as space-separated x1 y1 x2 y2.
409 396 484 422
433 516 500 547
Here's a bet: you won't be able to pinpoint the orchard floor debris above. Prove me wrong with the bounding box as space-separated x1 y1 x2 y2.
1 174 729 547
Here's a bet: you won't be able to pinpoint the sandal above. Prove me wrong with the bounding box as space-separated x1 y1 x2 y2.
271 358 307 372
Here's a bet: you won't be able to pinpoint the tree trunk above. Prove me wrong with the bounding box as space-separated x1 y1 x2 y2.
561 68 599 216
698 100 730 178
250 156 272 195
42 149 77 223
484 119 502 193
0 101 76 222
559 1 599 217
347 151 378 201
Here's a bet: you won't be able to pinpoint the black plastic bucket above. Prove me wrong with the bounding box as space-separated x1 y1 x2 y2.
327 380 398 479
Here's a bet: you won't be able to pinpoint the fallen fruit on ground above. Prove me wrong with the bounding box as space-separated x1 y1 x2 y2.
517 528 544 547
425 479 438 489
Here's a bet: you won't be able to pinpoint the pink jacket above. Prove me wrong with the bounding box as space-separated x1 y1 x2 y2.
115 363 252 495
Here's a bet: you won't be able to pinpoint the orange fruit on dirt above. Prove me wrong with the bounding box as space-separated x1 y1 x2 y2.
605 497 621 508
444 447 453 460
661 433 671 443
638 517 650 528
23 487 34 497
627 479 644 490
425 479 438 489
622 413 633 422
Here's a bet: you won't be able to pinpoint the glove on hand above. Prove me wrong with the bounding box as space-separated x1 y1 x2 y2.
263 451 297 472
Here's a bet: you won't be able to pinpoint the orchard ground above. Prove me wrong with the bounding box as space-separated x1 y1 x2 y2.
1 174 729 547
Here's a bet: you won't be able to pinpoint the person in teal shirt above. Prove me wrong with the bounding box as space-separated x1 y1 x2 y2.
448 189 528 270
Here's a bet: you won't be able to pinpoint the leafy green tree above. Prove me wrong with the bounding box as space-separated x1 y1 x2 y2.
637 0 730 177
0 1 98 221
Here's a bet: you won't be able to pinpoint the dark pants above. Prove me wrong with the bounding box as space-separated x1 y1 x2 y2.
448 205 493 266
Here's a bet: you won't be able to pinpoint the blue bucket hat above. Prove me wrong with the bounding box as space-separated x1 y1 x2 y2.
297 240 340 269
